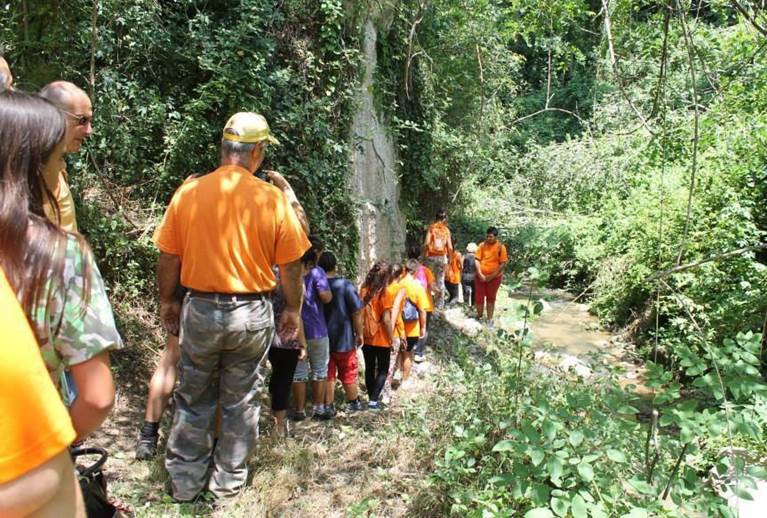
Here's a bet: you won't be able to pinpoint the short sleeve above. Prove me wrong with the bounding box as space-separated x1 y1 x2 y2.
500 245 508 263
425 268 435 285
0 271 75 484
274 191 311 265
154 196 181 255
313 267 330 294
345 281 364 312
55 240 123 367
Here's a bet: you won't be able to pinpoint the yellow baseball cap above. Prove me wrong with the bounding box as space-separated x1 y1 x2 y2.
222 112 279 145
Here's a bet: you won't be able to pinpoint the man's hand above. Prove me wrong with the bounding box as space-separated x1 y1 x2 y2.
266 170 291 192
355 335 364 348
298 346 307 361
400 337 408 350
160 300 181 336
279 306 301 340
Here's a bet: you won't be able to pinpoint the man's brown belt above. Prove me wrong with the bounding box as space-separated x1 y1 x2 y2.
188 290 269 302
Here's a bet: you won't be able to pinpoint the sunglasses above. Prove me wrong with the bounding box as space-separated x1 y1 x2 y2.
63 110 93 126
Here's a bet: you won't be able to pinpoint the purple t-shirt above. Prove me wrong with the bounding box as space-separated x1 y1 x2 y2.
301 266 330 340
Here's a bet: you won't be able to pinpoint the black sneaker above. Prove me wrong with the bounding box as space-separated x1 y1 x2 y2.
311 409 331 421
290 410 306 422
135 434 158 460
347 398 365 412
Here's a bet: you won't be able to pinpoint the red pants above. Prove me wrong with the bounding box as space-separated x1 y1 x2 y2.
475 275 502 306
328 350 359 385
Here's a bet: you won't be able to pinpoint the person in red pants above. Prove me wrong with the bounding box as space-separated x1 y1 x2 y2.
474 227 508 327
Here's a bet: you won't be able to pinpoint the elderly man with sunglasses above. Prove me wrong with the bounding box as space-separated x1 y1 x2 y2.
38 81 94 233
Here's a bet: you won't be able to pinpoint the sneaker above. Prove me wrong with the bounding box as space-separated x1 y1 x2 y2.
325 404 337 418
486 320 495 330
367 400 382 411
311 408 331 421
414 354 425 363
290 410 306 422
347 398 365 412
135 434 158 460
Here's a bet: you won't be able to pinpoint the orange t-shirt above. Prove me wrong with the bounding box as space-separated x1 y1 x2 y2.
401 275 429 338
446 251 462 284
0 270 76 484
476 241 508 276
426 221 452 256
386 280 406 339
362 288 394 347
154 165 311 293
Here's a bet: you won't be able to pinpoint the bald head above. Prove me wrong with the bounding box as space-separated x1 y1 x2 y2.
39 81 93 153
0 56 12 91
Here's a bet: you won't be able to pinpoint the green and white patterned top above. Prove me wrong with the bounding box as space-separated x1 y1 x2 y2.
30 235 123 395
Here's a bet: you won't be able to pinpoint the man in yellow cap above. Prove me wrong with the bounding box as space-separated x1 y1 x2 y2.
154 112 310 501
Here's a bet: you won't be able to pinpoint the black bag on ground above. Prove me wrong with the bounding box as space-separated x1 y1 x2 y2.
71 447 119 518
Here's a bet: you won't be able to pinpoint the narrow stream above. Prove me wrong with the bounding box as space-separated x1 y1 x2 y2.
503 289 650 395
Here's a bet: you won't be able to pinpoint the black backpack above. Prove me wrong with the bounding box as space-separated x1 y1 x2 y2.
462 253 476 281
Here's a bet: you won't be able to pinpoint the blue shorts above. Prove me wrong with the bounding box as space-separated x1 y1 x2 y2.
293 336 330 381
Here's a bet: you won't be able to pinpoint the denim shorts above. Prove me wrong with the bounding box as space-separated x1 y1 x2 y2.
293 336 330 382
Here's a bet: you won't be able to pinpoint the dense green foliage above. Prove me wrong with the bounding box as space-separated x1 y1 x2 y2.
1 0 364 300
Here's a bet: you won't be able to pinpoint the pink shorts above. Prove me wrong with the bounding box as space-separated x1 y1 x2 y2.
328 350 359 385
475 275 503 305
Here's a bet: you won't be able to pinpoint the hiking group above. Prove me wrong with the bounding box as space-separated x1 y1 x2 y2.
0 56 507 514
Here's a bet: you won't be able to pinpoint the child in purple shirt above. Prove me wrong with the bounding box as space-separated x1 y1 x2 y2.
292 249 333 420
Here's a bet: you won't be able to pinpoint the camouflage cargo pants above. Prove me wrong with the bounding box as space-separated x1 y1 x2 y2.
424 255 447 309
165 294 273 501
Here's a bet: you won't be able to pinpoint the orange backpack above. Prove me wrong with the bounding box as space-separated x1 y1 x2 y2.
428 224 450 255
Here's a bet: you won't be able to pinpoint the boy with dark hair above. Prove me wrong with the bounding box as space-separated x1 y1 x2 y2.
319 252 365 412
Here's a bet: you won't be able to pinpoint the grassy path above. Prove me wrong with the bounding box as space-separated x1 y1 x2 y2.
90 312 466 517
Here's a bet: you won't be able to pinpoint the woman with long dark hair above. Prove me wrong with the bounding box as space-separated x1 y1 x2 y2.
0 90 122 440
359 260 395 409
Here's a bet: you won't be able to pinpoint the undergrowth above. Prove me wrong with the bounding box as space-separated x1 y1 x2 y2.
403 319 766 517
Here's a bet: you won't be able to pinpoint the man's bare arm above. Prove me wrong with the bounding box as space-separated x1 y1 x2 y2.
278 259 304 339
158 253 181 335
158 253 180 302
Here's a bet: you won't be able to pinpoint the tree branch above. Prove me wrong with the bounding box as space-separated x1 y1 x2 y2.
644 244 767 283
732 0 767 37
89 0 98 99
675 0 701 266
404 0 428 100
601 0 655 135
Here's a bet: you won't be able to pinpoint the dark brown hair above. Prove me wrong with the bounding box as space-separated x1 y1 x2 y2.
0 90 91 336
360 260 391 305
